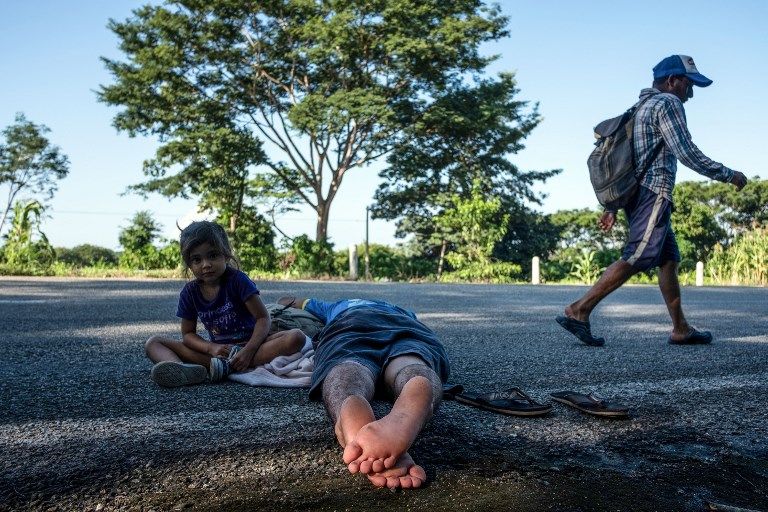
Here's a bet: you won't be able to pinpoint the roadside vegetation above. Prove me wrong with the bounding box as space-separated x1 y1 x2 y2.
1 180 765 286
1 2 765 286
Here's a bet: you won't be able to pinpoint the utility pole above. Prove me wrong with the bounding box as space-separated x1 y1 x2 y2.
364 206 371 280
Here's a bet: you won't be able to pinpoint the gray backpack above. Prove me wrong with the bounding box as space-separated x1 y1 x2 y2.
265 303 325 337
587 94 661 210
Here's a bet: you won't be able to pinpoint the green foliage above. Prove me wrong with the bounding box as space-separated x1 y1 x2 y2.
119 243 179 271
671 183 727 270
285 235 336 277
0 114 70 236
118 211 161 252
434 183 509 270
118 211 179 270
0 200 55 271
543 208 628 281
217 207 278 272
708 228 768 286
100 0 509 241
373 72 559 255
335 244 436 281
440 261 522 283
55 244 118 267
568 250 602 285
494 204 560 275
549 208 627 252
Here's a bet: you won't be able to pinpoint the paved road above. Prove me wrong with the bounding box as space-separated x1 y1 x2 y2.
1 278 766 511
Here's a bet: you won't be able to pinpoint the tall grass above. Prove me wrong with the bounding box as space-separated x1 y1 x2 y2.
708 229 768 286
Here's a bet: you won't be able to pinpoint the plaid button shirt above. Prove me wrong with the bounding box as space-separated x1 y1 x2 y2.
632 88 734 202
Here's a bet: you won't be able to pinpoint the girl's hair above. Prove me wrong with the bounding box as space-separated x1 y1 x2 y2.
179 221 239 272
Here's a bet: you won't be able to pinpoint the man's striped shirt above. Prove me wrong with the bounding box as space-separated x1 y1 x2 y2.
632 87 734 202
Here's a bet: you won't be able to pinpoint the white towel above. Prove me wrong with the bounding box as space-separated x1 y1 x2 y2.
228 335 314 388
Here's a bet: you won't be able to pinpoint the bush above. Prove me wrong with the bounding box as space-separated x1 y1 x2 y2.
56 244 118 267
119 242 180 270
440 261 522 283
217 207 278 272
284 235 336 277
334 244 437 281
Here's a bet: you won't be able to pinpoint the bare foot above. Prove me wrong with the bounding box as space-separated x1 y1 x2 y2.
335 395 375 453
366 453 427 489
343 376 433 473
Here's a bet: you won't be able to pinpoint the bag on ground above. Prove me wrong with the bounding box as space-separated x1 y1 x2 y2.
265 303 325 337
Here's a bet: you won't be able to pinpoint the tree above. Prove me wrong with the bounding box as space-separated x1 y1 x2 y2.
371 73 559 262
99 0 509 241
671 183 726 267
129 125 269 234
545 207 626 281
118 211 178 269
216 206 278 271
493 204 560 273
434 183 509 269
548 208 627 253
0 114 69 235
119 211 162 252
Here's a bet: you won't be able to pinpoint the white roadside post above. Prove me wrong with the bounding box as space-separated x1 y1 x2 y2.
696 261 704 287
349 245 359 280
532 256 540 285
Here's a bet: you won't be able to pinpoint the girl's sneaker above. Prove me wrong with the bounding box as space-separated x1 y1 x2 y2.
228 345 243 360
209 357 232 382
151 361 207 388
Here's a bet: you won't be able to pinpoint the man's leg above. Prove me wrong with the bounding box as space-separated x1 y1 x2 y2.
344 355 439 479
321 361 419 489
658 259 698 340
321 361 376 449
563 188 669 340
565 259 637 322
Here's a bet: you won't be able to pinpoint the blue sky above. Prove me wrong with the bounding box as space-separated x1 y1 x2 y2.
1 0 766 251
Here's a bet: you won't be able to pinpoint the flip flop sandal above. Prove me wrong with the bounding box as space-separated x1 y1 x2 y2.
442 383 465 400
455 387 552 417
555 316 605 346
668 328 713 345
550 391 629 418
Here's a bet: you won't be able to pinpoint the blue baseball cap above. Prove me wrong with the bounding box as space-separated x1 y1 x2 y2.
653 55 713 87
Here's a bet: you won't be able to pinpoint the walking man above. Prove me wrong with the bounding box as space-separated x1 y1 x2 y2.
557 55 748 346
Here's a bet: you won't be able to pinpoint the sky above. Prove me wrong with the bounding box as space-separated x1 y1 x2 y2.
0 0 766 251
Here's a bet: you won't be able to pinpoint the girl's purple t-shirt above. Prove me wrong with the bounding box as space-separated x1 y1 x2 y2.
176 267 260 343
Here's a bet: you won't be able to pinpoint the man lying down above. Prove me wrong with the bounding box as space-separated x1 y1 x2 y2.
276 295 450 489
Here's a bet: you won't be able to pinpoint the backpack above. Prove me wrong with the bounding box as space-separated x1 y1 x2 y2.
265 303 325 337
587 94 661 210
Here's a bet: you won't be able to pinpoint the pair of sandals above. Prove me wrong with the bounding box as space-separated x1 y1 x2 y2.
444 385 629 418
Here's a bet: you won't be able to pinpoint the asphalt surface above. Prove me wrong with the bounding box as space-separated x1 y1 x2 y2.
1 277 766 512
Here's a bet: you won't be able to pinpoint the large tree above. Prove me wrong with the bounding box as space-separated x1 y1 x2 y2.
99 0 508 241
371 73 559 262
0 114 69 235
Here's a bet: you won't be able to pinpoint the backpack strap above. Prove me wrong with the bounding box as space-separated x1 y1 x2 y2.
631 92 663 180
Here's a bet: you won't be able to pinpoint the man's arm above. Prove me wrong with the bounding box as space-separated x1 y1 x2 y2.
657 99 743 187
277 296 310 309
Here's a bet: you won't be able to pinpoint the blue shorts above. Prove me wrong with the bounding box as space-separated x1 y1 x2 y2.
621 186 681 271
308 308 451 399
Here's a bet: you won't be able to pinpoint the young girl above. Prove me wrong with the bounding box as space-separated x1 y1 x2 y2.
145 221 305 388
